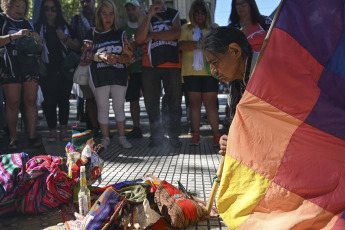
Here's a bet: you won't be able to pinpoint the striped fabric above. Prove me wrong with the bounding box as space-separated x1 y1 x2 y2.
15 155 78 214
85 186 125 230
155 181 208 229
0 153 28 216
0 154 78 216
217 0 345 229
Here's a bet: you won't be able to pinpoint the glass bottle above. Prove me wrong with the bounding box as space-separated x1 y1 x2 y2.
78 166 91 216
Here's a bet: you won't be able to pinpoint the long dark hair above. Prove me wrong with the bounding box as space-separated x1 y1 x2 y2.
202 26 251 60
35 0 67 29
229 0 265 28
201 26 252 119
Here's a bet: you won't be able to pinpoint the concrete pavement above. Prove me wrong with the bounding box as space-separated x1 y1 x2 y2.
0 95 230 230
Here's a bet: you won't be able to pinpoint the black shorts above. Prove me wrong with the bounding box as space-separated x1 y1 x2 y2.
125 72 142 102
184 75 219 93
0 62 39 84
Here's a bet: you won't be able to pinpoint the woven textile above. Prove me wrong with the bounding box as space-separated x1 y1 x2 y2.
0 153 28 216
155 181 208 229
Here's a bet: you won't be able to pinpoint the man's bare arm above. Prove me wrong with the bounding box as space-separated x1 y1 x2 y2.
135 4 160 44
148 14 181 41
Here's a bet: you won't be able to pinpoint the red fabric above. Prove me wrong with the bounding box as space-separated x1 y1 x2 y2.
161 181 198 220
247 29 323 121
151 217 176 230
275 123 345 214
246 23 267 52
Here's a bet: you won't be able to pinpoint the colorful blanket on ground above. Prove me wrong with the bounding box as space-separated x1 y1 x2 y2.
0 153 28 216
0 154 78 216
217 0 345 229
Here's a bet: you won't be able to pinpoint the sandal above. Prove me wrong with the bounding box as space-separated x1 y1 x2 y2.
8 139 19 151
28 136 42 148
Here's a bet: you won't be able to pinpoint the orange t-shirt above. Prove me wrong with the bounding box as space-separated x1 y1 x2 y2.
246 23 268 52
142 43 181 68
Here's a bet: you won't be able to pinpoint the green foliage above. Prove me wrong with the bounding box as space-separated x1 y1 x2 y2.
61 0 80 23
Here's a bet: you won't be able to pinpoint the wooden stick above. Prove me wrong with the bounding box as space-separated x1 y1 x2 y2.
206 155 225 215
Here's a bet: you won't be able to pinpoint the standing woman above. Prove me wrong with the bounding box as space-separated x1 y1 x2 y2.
179 0 220 146
0 0 43 150
34 0 80 142
229 0 272 52
86 0 132 149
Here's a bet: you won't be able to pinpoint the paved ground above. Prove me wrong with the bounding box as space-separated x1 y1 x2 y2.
0 95 230 230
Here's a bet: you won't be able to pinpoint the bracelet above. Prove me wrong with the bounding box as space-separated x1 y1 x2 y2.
62 36 68 43
94 53 102 62
8 34 12 42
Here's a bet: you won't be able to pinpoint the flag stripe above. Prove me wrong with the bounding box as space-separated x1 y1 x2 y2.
217 155 271 229
275 123 345 214
275 0 344 66
240 182 340 230
228 91 302 180
247 28 323 121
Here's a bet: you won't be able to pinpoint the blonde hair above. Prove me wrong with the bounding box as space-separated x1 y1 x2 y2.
95 0 120 32
188 0 213 29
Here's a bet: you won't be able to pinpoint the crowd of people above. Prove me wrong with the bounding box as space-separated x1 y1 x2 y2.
0 0 271 150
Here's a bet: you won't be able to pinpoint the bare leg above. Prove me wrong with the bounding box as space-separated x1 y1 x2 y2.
23 82 39 139
189 92 202 134
202 92 219 134
99 123 109 138
117 120 125 137
3 84 21 140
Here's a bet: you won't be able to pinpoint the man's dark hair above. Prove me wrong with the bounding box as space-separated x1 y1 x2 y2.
201 26 251 60
201 26 253 119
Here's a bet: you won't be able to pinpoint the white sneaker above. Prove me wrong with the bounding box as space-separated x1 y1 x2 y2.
119 136 132 149
100 137 110 149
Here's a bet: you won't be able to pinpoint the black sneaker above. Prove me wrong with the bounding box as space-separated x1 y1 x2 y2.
169 137 182 148
126 127 143 139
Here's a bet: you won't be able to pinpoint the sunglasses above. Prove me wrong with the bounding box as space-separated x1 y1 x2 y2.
235 1 248 9
44 6 57 12
194 11 206 16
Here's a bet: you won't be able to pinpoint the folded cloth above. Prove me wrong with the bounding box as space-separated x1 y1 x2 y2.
155 181 208 228
192 27 204 71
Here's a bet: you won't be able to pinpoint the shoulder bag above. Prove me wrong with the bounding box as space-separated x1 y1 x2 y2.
73 29 94 86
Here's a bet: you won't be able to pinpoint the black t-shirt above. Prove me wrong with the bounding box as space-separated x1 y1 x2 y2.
149 7 179 67
45 24 64 66
34 23 78 70
84 28 128 88
0 14 38 76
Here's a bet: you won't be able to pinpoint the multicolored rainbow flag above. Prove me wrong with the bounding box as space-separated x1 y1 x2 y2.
217 0 345 229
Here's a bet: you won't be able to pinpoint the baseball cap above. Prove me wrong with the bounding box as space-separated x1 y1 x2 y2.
123 0 140 7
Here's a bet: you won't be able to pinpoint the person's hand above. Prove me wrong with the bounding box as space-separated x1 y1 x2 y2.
130 40 138 50
56 29 66 40
148 4 161 17
11 29 29 40
31 32 43 44
105 53 116 64
218 135 228 155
